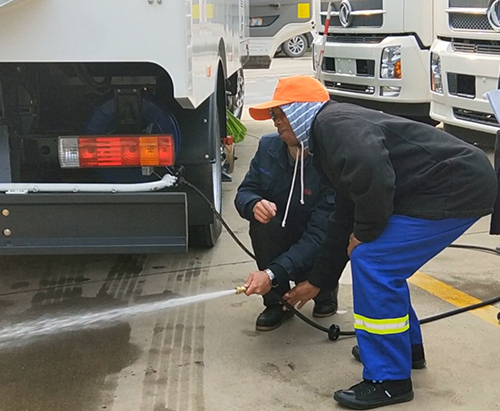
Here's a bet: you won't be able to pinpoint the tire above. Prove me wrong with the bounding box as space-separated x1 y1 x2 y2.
188 148 223 248
188 94 223 248
282 34 308 58
226 68 245 120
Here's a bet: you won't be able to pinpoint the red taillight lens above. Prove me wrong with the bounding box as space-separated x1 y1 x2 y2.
59 135 175 168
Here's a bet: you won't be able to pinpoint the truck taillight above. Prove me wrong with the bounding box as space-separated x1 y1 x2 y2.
58 135 175 168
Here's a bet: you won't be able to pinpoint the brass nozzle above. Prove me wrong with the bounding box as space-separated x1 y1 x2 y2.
235 285 247 295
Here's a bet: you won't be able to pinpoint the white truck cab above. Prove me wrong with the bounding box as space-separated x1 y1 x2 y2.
430 0 500 146
315 0 434 123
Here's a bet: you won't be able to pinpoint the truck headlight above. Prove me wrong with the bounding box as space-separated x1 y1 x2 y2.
312 37 322 72
430 52 443 94
380 46 402 79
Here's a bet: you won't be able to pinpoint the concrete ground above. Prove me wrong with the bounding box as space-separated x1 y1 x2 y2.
0 55 498 411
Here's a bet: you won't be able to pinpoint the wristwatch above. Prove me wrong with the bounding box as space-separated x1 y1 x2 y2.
264 268 279 288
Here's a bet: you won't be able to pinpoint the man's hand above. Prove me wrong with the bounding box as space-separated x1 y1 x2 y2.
244 270 272 296
283 281 319 309
253 199 277 224
347 233 362 257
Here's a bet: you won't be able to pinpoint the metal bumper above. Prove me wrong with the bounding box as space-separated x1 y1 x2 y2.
0 192 188 255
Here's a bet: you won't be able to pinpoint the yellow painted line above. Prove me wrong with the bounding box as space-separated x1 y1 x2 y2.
409 271 500 329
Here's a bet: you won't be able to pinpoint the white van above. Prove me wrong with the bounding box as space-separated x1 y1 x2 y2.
246 0 316 68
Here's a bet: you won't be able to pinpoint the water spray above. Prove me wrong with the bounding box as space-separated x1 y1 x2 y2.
0 289 237 350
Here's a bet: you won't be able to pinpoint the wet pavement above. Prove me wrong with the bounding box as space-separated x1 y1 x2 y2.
0 55 499 410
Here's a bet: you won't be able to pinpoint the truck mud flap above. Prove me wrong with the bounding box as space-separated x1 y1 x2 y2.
0 193 187 255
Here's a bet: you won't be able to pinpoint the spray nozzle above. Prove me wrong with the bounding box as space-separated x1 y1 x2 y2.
235 285 247 295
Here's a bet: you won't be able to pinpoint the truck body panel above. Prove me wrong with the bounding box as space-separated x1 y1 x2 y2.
0 0 246 108
0 0 248 254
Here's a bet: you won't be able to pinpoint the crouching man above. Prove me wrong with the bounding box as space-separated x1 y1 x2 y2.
235 130 338 331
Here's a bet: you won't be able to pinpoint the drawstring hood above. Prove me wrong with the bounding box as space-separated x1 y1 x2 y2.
280 102 326 227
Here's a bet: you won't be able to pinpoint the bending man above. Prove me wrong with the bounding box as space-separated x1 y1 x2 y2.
247 75 497 409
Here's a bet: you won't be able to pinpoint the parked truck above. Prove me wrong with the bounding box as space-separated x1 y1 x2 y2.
0 0 248 254
246 0 316 68
314 0 435 123
430 0 500 146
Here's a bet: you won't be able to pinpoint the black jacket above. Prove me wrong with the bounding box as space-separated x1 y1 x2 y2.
235 133 335 284
308 101 498 289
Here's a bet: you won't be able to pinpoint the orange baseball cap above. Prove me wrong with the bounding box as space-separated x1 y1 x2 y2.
249 75 330 121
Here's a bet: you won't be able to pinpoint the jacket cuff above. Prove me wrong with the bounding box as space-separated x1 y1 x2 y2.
353 220 387 242
266 263 289 286
308 260 341 290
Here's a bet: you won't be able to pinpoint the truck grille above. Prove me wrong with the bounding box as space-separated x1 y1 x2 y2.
453 107 499 127
325 35 387 44
449 13 491 31
324 81 375 95
320 0 383 29
449 0 489 7
323 15 383 28
452 40 500 55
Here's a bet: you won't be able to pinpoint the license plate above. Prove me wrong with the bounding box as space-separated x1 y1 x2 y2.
335 58 356 75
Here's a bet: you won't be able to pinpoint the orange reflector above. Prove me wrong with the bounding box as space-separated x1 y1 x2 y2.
78 135 174 168
394 60 402 79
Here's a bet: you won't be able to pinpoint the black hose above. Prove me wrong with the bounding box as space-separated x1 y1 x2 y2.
448 243 500 255
180 176 500 341
420 294 500 324
180 177 256 260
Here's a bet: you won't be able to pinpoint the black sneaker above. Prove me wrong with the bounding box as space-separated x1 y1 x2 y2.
255 306 293 331
313 287 338 318
333 379 414 410
351 344 426 370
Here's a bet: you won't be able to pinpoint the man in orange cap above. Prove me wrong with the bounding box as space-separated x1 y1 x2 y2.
235 75 338 331
247 75 497 409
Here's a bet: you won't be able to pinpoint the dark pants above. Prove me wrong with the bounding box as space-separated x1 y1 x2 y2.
249 218 311 307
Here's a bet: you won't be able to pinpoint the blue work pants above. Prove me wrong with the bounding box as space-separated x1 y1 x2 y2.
350 215 477 381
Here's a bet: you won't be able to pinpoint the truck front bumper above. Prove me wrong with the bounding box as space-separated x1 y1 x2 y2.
430 39 500 136
0 192 187 255
316 35 430 115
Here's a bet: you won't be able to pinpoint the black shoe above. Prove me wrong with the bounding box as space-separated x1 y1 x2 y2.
333 379 414 410
313 287 338 318
255 306 293 331
351 344 426 370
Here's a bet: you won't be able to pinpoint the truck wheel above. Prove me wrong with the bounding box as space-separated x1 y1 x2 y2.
282 34 308 58
190 159 222 248
226 68 245 119
188 151 222 248
188 97 223 248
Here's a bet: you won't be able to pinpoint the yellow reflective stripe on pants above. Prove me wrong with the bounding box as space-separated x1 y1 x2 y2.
353 313 410 335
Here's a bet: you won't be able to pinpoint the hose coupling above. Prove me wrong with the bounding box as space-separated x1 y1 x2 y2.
235 285 247 295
